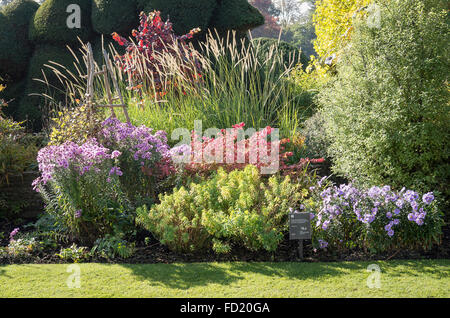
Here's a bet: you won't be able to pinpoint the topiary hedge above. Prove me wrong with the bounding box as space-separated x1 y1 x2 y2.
92 0 139 35
0 0 39 80
17 44 80 126
0 80 26 118
210 0 264 33
29 0 95 45
140 0 217 35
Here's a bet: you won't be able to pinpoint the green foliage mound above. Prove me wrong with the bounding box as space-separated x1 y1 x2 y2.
0 80 26 118
17 44 79 125
29 0 94 45
253 37 308 69
140 0 217 35
210 0 264 32
319 0 450 193
136 165 305 254
92 0 139 35
0 0 39 80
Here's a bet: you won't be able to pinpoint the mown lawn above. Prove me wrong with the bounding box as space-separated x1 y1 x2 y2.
0 260 448 298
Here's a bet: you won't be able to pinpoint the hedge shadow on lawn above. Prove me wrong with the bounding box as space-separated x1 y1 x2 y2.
120 262 370 290
121 260 450 289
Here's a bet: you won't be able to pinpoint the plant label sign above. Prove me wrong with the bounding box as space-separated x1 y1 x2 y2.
289 212 311 240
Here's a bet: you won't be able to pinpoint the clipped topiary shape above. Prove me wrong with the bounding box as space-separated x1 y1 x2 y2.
92 0 139 35
139 0 217 35
90 35 126 65
0 0 39 80
17 44 81 126
210 0 264 33
29 0 95 45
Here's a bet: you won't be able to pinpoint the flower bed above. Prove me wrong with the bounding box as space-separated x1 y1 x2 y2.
305 178 444 254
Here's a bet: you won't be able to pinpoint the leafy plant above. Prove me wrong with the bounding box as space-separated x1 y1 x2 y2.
319 0 450 195
136 165 307 254
56 244 88 263
112 10 201 94
48 104 105 146
90 234 135 259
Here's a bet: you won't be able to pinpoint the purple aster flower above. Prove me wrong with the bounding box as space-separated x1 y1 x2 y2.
9 228 19 240
318 239 328 249
395 198 404 209
394 208 400 215
387 230 394 237
75 210 82 218
407 213 416 221
386 212 392 219
393 219 400 225
109 166 123 176
422 192 434 205
416 219 424 226
317 176 327 187
111 150 122 159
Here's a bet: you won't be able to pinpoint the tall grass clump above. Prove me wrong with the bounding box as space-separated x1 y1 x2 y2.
37 28 311 144
117 30 311 141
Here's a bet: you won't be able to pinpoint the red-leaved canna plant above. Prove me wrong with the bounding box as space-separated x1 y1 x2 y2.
112 11 202 95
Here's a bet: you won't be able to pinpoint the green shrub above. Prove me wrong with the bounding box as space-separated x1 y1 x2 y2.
252 37 308 70
300 111 331 160
29 0 95 45
92 0 139 35
137 0 263 36
0 115 38 186
48 104 105 146
56 244 89 263
140 0 217 35
90 234 136 259
319 0 450 193
209 0 264 33
0 80 26 118
136 165 306 254
0 0 39 80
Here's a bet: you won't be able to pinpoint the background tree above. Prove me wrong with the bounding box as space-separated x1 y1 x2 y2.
282 2 316 58
249 0 282 39
312 0 372 62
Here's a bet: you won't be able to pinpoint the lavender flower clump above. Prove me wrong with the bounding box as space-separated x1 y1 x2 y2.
9 228 19 241
32 117 175 244
306 179 443 253
32 138 114 190
101 117 171 166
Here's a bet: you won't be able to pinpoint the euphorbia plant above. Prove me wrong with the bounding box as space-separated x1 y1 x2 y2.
112 10 202 95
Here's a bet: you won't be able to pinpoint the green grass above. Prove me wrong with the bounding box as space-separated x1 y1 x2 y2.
0 260 449 298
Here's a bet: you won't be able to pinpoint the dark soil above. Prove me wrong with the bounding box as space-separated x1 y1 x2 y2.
1 221 448 265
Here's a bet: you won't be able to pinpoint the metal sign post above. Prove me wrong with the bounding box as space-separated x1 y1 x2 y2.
289 212 312 260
